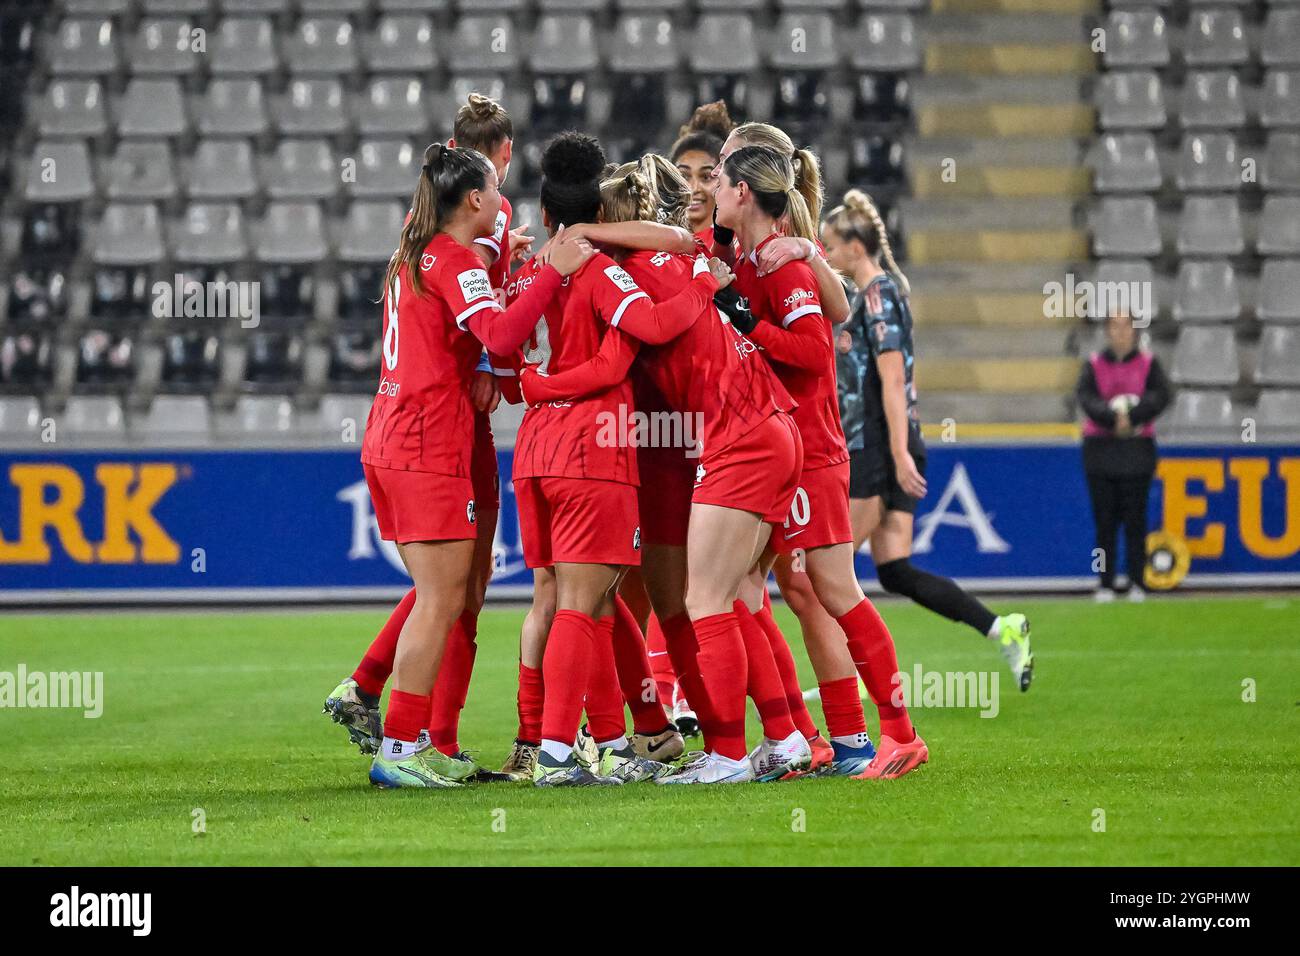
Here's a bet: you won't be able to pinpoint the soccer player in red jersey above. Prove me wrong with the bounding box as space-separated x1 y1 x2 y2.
708 124 889 775
522 155 808 784
326 95 533 777
671 100 734 250
355 143 594 788
506 134 727 786
714 145 929 780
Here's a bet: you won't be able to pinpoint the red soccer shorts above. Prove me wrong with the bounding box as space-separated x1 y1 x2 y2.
471 411 500 513
638 443 694 548
691 411 803 524
364 464 477 544
515 476 642 568
770 459 853 553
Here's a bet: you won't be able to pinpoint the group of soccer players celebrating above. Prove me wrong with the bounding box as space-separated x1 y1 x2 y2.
323 94 1036 789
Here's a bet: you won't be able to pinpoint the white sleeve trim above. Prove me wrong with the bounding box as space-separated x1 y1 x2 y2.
609 291 650 328
455 297 501 331
782 303 822 328
474 235 502 258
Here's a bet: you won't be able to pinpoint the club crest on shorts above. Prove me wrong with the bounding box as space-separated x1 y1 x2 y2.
633 527 641 551
695 463 706 486
467 499 476 524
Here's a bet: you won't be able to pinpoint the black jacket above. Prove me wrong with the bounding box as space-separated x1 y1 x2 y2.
1076 349 1171 477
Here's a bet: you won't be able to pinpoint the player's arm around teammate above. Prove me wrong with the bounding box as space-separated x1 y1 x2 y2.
360 145 591 789
715 146 928 780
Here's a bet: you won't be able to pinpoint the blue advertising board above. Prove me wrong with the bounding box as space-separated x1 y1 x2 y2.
1 444 1297 602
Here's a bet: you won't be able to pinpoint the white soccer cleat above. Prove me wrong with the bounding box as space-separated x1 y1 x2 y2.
573 724 599 768
656 751 755 785
670 695 700 738
748 731 813 782
1094 588 1115 604
1127 587 1147 603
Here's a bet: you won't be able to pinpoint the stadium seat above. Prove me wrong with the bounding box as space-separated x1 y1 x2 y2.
337 201 404 263
1090 133 1162 192
356 77 429 136
211 18 279 75
0 330 53 388
1172 260 1241 323
160 330 221 389
1176 133 1240 192
690 15 760 74
143 1 212 13
36 80 108 138
349 139 421 198
1094 259 1159 320
24 141 95 203
1170 325 1240 386
273 79 348 136
1091 196 1161 257
1257 197 1300 255
1257 259 1300 323
194 79 269 138
188 140 258 200
228 395 295 435
117 78 188 138
20 204 82 260
1096 71 1166 130
1183 8 1248 68
50 19 120 76
66 0 132 14
285 18 359 76
1260 71 1300 129
76 330 135 388
378 0 449 9
1102 10 1169 69
221 0 292 13
530 16 600 75
104 140 178 202
130 18 201 75
256 203 328 263
1166 389 1239 438
244 331 303 387
364 15 438 73
7 267 70 324
0 396 41 441
93 203 165 266
1176 196 1244 256
172 203 249 263
139 394 213 438
846 14 921 72
613 0 686 11
262 139 338 200
62 395 127 437
1255 325 1300 386
1262 133 1300 191
1261 9 1300 68
459 0 523 10
1178 71 1244 129
608 14 679 74
1256 389 1300 436
301 0 372 12
447 16 522 73
770 13 838 71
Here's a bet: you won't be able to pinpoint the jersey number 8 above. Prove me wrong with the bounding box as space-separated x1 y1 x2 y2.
383 279 400 371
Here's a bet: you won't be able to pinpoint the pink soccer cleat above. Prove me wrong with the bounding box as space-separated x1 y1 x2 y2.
852 733 929 780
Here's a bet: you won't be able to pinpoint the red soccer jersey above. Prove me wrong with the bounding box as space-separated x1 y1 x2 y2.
732 233 848 470
361 233 498 476
474 194 513 292
620 249 793 460
510 252 645 485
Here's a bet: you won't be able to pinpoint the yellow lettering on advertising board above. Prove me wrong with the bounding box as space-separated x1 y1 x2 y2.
1230 458 1300 559
1156 458 1225 558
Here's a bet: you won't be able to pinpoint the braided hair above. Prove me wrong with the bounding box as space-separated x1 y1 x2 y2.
824 189 910 297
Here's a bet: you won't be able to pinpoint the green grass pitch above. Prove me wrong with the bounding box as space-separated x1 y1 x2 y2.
2 596 1297 866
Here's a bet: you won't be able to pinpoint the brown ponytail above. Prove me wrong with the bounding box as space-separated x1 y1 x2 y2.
384 143 492 298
